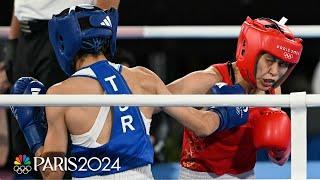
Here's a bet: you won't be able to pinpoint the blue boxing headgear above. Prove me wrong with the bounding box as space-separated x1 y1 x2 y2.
48 5 118 76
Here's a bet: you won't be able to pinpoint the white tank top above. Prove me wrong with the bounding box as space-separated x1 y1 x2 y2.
70 107 152 148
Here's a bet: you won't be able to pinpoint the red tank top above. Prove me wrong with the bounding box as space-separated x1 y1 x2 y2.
180 63 275 175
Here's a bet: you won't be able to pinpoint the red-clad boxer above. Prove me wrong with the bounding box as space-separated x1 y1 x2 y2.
168 17 303 179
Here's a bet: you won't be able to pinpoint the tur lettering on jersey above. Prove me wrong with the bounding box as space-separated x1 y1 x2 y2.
70 60 154 178
104 76 136 133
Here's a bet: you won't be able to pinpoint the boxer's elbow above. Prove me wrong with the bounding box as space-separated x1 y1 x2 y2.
194 129 211 138
166 83 180 94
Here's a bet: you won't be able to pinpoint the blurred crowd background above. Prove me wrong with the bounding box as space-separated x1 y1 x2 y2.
0 0 320 178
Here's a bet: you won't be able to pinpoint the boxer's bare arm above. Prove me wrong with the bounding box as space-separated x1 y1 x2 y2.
275 86 281 94
96 0 120 10
167 66 221 94
34 87 68 179
273 86 282 109
8 14 20 39
135 67 220 137
0 109 9 167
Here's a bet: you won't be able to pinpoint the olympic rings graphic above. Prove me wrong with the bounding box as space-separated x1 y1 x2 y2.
13 165 32 174
284 52 293 59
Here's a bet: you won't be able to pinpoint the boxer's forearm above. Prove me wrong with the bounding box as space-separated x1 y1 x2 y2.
0 109 9 167
165 107 219 137
8 15 20 39
35 147 65 179
35 146 44 157
96 0 120 10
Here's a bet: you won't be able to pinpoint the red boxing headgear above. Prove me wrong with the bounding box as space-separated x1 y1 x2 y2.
236 17 303 88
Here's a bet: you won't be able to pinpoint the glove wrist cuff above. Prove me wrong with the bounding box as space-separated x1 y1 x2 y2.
208 107 226 131
23 123 46 154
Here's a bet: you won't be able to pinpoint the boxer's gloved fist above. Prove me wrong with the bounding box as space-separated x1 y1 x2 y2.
208 83 249 131
10 77 47 154
268 144 291 166
252 107 291 166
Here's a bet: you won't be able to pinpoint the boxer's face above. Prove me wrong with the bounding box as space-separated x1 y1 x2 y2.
255 53 290 90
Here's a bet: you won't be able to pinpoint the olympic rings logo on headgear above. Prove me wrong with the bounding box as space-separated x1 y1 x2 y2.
283 52 293 60
13 165 32 174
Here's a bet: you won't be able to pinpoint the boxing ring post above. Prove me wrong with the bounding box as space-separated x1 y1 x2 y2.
290 92 307 179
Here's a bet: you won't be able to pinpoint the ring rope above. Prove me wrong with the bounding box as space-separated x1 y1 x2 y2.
1 92 313 179
1 25 320 39
0 93 319 107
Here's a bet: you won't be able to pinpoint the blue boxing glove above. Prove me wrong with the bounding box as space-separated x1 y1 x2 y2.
209 82 249 131
10 77 47 154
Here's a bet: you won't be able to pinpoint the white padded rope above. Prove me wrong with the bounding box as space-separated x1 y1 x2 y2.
1 25 320 39
0 94 319 107
0 93 315 179
0 92 314 179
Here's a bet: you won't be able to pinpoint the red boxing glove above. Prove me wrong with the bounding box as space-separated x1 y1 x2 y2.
252 107 291 165
268 142 291 166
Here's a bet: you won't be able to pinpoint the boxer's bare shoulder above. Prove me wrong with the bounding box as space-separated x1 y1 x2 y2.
122 66 163 94
47 77 103 95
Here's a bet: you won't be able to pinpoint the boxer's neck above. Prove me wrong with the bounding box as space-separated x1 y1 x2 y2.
231 62 257 94
75 54 107 71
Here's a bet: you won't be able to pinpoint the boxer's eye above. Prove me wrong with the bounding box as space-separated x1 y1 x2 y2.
279 61 290 68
